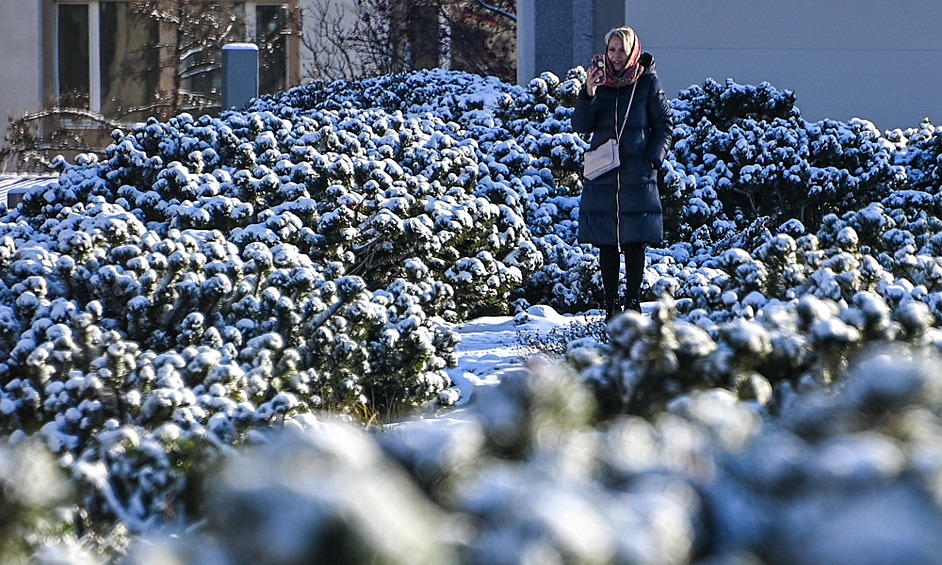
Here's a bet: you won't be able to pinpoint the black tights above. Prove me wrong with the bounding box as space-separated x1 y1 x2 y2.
598 243 645 304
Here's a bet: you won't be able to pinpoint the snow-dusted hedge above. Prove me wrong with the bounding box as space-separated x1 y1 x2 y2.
10 345 942 564
0 68 586 531
4 65 942 557
661 79 906 247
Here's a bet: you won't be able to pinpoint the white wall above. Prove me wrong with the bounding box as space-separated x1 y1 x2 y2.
625 0 942 131
0 0 43 134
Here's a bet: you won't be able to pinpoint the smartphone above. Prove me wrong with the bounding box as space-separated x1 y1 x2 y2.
591 54 605 72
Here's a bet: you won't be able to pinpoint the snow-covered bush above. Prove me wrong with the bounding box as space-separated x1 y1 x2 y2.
890 118 942 195
662 78 906 245
5 62 942 555
583 290 941 417
114 346 942 565
0 68 587 531
0 439 95 563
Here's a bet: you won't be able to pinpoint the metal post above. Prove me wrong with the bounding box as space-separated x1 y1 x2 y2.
221 43 259 110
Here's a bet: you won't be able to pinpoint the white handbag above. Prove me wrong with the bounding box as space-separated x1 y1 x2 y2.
583 137 619 180
583 82 637 181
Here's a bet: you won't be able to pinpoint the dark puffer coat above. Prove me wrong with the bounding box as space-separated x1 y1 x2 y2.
571 59 673 246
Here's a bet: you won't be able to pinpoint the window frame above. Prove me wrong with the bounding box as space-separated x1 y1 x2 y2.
53 1 100 113
43 0 300 122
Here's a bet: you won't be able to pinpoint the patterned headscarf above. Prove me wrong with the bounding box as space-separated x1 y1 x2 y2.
603 27 643 88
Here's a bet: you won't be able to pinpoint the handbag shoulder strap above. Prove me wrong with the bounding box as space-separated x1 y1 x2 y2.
615 81 638 143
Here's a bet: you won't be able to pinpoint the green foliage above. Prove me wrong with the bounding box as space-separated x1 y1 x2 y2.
0 441 74 562
664 80 906 243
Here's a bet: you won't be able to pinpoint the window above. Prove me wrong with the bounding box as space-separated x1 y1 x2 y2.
56 3 91 109
255 4 289 95
48 1 298 121
98 3 160 119
181 3 292 98
180 2 246 99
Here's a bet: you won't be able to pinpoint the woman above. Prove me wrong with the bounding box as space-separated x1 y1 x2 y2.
571 26 673 320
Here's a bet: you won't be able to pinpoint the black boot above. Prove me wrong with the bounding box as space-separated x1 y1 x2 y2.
605 298 621 322
626 298 641 313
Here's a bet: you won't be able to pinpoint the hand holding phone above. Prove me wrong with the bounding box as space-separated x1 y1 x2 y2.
587 54 605 96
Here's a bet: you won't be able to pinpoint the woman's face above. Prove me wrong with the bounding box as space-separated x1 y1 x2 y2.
607 35 628 71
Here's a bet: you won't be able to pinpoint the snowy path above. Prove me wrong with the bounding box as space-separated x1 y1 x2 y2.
446 305 600 405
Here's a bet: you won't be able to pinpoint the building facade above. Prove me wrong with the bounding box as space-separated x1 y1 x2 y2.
630 0 942 131
0 1 307 171
5 0 939 137
20 1 299 121
1 1 44 135
0 0 514 162
517 0 940 132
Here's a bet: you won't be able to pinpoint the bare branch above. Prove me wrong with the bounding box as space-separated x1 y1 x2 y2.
474 0 516 21
298 0 514 83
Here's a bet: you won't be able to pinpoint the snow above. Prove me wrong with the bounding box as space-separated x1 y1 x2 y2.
446 304 581 403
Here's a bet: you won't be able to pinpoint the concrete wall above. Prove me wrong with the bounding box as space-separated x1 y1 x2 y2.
624 0 942 131
518 0 624 86
0 0 43 135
